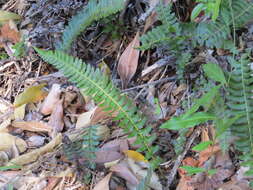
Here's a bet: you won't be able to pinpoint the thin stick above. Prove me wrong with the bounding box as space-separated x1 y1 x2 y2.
121 76 176 93
166 127 201 189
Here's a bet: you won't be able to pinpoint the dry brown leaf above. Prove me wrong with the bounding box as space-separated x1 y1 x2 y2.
0 132 27 153
14 83 48 108
48 99 64 134
6 133 62 166
117 32 140 88
0 20 20 47
12 121 52 133
110 162 139 185
40 84 61 115
92 172 112 190
95 150 123 164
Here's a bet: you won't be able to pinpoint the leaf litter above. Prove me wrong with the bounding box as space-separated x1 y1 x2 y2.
0 0 253 189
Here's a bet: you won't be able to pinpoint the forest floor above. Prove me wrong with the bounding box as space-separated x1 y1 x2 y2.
0 0 253 190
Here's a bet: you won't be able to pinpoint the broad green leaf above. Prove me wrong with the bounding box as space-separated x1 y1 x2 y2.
203 63 227 84
160 112 215 130
14 83 48 108
191 3 205 21
192 141 213 151
0 165 21 170
180 165 205 175
184 85 220 117
0 10 21 23
207 169 217 175
211 0 221 21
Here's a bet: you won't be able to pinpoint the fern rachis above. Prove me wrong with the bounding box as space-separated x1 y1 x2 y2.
35 48 159 167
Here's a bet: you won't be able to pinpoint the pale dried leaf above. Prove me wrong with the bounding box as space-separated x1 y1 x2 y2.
92 172 112 190
6 133 62 166
127 158 163 190
14 104 26 120
117 32 140 88
48 99 64 134
76 108 95 129
0 132 27 153
110 162 139 185
12 121 52 133
40 84 61 115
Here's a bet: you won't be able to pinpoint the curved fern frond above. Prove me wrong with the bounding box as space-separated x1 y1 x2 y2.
139 4 181 50
57 0 124 51
35 48 160 167
226 53 253 174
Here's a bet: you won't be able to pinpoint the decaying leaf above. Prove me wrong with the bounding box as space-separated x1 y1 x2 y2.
7 133 62 166
0 132 27 153
95 150 123 164
14 83 48 108
92 172 112 190
110 162 139 185
12 121 52 133
76 108 95 129
117 32 140 88
40 84 61 115
48 99 64 134
0 21 20 46
14 104 26 120
127 158 163 190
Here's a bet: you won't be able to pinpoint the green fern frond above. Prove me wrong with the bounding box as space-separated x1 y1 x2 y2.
193 0 253 48
82 125 99 169
226 53 253 174
139 4 181 50
35 48 160 167
56 0 124 51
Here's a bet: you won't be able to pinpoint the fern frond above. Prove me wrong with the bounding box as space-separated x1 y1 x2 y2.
193 0 253 48
82 125 99 169
139 4 181 50
57 0 124 51
226 53 253 174
35 48 160 167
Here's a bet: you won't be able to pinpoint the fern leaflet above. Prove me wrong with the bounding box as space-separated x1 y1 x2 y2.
57 0 124 51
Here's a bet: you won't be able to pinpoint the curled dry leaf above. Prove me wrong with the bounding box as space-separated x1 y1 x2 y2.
110 162 139 185
48 99 64 134
0 132 27 153
117 32 140 88
14 83 48 108
92 172 112 190
12 121 52 133
40 84 61 115
76 107 95 129
6 133 62 166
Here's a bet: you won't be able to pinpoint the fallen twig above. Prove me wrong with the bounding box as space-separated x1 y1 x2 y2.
166 127 201 189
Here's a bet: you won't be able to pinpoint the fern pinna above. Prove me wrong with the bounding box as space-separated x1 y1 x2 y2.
226 53 253 176
56 0 124 52
35 48 160 168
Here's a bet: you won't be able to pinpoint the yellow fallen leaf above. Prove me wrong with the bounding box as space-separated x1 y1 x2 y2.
14 83 48 108
0 132 27 153
124 150 148 162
